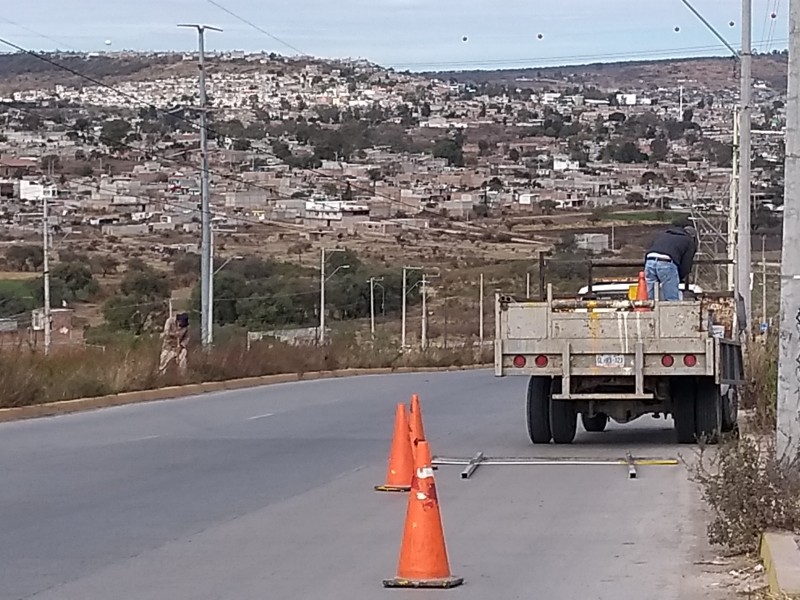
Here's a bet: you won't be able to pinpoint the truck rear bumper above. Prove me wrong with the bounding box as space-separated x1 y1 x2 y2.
552 393 654 401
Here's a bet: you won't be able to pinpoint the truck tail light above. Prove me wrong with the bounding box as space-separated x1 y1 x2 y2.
534 355 549 368
661 354 674 367
683 354 697 367
513 355 527 368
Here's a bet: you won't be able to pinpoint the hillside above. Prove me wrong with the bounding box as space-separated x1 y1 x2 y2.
427 53 789 93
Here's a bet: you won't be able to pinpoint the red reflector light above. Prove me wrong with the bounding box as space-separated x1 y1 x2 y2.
534 355 549 368
513 355 527 368
683 354 697 367
661 354 674 367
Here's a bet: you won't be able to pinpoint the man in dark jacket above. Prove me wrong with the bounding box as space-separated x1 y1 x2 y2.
643 222 697 301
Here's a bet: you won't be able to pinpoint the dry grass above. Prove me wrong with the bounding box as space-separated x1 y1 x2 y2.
691 436 800 554
741 335 779 433
0 336 491 409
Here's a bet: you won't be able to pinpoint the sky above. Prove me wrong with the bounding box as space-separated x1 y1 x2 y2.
0 1 790 71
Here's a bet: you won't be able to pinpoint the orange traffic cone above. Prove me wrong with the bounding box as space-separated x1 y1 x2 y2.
634 271 650 312
409 394 426 454
375 403 415 492
383 441 463 589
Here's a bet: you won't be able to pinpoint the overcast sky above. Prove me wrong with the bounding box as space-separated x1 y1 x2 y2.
0 1 790 71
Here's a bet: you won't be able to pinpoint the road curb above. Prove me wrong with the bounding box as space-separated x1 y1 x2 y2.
0 364 490 423
761 531 800 598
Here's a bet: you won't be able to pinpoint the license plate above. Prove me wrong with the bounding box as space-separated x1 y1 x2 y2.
596 354 625 368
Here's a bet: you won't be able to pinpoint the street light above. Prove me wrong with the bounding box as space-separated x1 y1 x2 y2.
208 248 243 345
402 266 422 348
368 276 384 338
320 248 347 345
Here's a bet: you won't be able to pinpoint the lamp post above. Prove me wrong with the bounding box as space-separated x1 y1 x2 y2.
320 248 348 344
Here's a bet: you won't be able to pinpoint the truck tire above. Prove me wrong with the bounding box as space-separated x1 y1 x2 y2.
526 376 552 444
549 379 576 444
581 413 608 432
671 378 696 444
695 378 722 444
721 388 739 434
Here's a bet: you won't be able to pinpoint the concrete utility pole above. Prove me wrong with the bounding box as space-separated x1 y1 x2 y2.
421 273 428 350
729 108 740 292
777 0 800 461
479 273 485 346
526 272 531 300
761 235 767 329
42 194 51 355
178 23 221 348
738 0 753 328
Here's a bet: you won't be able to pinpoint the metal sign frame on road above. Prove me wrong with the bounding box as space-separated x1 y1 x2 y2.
432 454 679 480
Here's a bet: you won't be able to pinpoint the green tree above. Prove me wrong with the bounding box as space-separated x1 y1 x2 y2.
6 245 44 272
101 119 132 150
432 137 464 167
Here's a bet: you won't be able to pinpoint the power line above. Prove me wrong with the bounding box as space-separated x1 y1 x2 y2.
203 0 306 56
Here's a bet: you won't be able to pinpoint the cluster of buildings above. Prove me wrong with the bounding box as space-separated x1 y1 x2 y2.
0 53 788 241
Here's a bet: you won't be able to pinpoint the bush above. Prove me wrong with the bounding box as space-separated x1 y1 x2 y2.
691 437 800 553
741 335 778 432
0 336 489 409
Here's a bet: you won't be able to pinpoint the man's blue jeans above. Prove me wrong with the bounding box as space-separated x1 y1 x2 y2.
644 258 681 301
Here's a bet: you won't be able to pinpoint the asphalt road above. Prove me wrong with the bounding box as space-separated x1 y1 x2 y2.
1 370 722 600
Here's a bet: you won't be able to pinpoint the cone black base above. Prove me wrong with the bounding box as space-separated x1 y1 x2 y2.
382 576 464 589
374 484 411 492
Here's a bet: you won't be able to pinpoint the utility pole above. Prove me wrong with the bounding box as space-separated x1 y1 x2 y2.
208 227 215 344
320 248 326 345
42 195 51 356
729 108 739 292
178 23 221 348
479 273 484 346
738 0 753 328
761 234 767 330
526 272 531 300
421 273 428 350
777 0 800 461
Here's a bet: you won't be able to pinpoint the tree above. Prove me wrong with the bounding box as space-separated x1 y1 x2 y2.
432 138 464 167
51 262 99 301
6 245 44 272
487 177 504 192
232 138 251 151
682 108 694 123
650 138 668 162
626 191 646 206
540 200 557 215
92 255 119 277
101 119 132 150
41 154 61 173
509 148 520 162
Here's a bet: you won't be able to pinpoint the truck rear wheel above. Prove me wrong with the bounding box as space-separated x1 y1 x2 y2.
581 413 608 432
549 379 576 444
526 376 552 444
671 378 696 444
695 378 721 443
721 388 739 434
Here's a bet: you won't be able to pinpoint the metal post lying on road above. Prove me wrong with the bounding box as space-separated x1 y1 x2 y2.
777 0 800 461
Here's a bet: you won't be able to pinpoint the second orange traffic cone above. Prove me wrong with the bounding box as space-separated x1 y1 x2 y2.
409 394 426 454
383 441 463 589
375 403 415 492
635 271 650 312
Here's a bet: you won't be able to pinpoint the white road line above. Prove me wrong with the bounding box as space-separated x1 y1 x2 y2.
247 413 274 421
